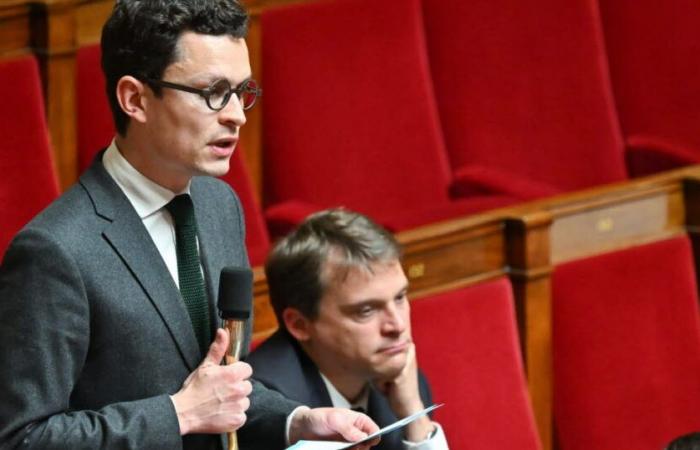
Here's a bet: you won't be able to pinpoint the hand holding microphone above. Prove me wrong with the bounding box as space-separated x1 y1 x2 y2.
170 267 253 443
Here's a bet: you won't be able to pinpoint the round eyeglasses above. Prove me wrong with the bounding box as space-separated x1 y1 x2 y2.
143 77 262 111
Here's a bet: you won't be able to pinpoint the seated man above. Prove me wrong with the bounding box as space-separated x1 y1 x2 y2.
248 209 449 449
667 432 700 450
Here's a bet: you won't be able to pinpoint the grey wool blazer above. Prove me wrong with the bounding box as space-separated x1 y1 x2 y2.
0 155 298 450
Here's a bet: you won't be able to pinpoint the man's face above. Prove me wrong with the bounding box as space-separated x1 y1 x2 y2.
139 31 250 191
304 259 412 382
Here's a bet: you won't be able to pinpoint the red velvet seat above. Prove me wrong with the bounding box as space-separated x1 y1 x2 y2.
553 236 700 450
0 56 59 260
411 278 542 449
75 44 270 265
421 0 627 198
76 44 114 172
599 0 700 176
260 0 514 237
219 152 270 266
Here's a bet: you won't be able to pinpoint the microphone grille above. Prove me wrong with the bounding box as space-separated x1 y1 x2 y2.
218 266 253 319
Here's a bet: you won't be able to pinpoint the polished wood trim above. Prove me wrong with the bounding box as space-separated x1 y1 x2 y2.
74 0 110 46
505 210 553 450
0 2 31 59
30 0 80 190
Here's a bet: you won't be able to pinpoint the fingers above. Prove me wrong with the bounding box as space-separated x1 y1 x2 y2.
172 360 253 435
335 410 379 443
202 328 229 367
353 411 380 436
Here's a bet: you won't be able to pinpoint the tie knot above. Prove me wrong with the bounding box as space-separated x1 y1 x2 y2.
166 194 195 226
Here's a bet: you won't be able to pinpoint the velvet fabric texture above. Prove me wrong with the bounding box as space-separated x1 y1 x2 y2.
0 56 59 260
422 0 627 195
599 0 700 176
261 0 514 236
411 278 542 449
76 44 114 173
219 150 270 266
553 236 700 450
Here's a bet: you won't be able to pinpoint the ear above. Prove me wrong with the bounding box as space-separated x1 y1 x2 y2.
115 75 148 125
282 307 312 342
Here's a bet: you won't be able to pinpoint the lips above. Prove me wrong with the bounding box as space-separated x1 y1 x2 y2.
208 136 238 157
378 340 410 355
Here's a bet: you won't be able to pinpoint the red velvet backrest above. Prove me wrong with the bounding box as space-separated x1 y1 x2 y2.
411 278 542 449
261 0 452 213
599 0 700 155
76 44 114 172
553 236 700 450
0 56 59 260
421 0 627 191
219 151 271 267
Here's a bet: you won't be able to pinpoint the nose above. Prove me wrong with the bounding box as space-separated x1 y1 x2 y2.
219 94 247 128
381 302 407 336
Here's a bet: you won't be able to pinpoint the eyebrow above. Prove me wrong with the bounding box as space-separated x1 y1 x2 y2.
340 283 410 311
202 74 252 86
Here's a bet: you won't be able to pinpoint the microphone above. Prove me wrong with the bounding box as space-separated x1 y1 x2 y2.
218 266 253 450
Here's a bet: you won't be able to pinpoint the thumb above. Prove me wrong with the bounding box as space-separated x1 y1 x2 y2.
201 328 229 366
338 413 374 442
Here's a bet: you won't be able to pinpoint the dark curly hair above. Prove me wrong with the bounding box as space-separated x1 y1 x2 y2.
101 0 249 135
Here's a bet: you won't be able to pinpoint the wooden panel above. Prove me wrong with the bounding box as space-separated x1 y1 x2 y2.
506 211 553 450
30 0 80 190
0 2 31 59
252 266 277 340
681 173 700 294
74 0 110 46
550 184 685 264
399 216 507 298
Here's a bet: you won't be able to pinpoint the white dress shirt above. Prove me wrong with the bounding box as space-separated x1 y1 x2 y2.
102 140 189 287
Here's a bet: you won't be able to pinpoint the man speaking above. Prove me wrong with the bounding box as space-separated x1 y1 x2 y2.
0 1 377 449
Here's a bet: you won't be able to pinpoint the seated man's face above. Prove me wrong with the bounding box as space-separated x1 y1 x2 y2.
304 259 412 382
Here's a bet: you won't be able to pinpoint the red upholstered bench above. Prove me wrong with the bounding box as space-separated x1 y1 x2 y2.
411 278 542 449
421 0 628 199
553 236 700 450
260 0 514 238
0 55 59 259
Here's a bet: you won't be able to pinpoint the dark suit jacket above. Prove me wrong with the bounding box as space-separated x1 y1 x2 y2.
247 329 434 450
0 156 297 450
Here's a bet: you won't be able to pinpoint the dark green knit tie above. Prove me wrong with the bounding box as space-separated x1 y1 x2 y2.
167 194 211 355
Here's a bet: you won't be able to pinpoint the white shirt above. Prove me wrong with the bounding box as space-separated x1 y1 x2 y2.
319 373 449 450
102 140 188 287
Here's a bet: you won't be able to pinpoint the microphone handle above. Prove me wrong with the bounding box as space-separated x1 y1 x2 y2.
223 319 246 450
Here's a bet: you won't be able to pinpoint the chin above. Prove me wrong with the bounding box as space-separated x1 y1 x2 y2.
375 357 407 379
198 160 231 178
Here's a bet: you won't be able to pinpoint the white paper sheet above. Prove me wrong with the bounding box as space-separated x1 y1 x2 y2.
285 403 444 450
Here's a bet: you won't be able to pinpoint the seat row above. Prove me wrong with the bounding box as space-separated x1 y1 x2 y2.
257 0 700 240
4 1 700 449
4 49 700 450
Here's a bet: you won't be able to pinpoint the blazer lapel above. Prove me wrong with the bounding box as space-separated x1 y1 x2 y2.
191 182 228 331
80 158 202 371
